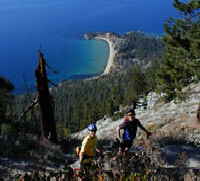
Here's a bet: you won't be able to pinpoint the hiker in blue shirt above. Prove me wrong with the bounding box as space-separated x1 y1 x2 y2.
117 109 151 153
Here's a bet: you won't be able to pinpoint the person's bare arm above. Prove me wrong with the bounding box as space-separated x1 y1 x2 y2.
79 152 84 163
117 127 121 139
137 120 151 136
79 137 88 162
118 128 121 138
117 121 127 140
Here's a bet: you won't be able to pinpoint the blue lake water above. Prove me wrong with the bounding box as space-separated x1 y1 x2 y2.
0 0 178 93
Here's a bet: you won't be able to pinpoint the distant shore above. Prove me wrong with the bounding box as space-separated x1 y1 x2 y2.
94 36 116 75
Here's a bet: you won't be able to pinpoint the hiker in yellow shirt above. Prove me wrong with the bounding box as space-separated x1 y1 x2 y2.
79 123 100 172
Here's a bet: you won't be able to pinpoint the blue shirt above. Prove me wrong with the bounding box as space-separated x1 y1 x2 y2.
119 119 140 141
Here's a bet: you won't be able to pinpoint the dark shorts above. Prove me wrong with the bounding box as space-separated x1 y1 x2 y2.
80 155 93 170
120 140 133 151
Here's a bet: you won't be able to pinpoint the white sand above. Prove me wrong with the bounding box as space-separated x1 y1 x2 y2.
95 36 116 75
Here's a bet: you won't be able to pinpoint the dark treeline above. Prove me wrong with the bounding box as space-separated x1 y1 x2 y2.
13 64 156 136
53 65 153 133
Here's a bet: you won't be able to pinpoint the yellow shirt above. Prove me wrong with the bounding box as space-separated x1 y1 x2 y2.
80 134 97 157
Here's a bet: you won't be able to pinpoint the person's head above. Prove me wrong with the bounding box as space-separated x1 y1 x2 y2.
87 123 97 137
126 109 136 120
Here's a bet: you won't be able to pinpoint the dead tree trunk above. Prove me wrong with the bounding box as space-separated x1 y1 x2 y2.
35 51 57 143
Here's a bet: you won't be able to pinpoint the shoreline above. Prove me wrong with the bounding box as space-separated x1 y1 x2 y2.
94 36 116 76
17 35 117 94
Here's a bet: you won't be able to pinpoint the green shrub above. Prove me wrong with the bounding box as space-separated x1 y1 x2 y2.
1 123 16 136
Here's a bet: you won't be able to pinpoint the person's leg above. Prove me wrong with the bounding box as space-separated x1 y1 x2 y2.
80 156 95 180
80 156 88 179
117 140 132 157
126 140 133 150
119 140 127 153
122 140 133 156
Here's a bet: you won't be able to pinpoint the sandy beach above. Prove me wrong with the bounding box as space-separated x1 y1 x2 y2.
95 36 116 75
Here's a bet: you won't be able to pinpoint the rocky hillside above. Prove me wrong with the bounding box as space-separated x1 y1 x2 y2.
71 82 200 167
72 82 200 139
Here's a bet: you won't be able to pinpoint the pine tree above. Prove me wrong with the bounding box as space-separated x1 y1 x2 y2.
0 77 14 135
156 0 200 101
